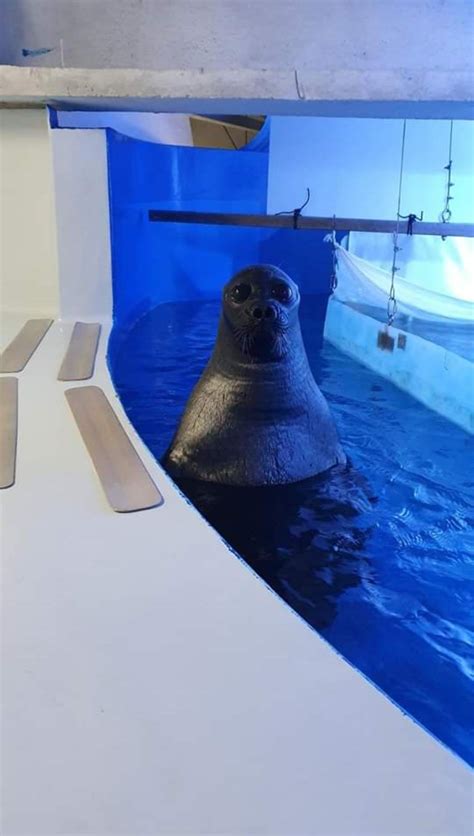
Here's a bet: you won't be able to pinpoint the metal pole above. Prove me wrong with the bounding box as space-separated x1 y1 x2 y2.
148 209 474 238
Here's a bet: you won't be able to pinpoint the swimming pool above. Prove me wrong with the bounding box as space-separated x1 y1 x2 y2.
109 297 474 766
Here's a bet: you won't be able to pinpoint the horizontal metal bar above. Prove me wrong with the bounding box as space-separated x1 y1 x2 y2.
148 209 474 237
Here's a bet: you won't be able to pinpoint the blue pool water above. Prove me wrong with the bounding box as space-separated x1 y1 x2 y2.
110 298 474 765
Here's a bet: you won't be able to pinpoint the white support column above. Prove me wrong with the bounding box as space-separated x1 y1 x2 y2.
50 128 113 321
0 108 60 317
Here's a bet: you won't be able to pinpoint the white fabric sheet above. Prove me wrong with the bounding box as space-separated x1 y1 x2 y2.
333 233 473 321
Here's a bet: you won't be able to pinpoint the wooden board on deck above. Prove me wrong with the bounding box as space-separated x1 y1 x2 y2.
0 319 53 373
58 322 101 381
65 386 163 513
0 377 18 489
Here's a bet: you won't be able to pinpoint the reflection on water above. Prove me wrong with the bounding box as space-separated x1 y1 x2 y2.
110 297 474 765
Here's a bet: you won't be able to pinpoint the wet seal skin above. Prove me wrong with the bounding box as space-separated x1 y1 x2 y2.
163 265 346 486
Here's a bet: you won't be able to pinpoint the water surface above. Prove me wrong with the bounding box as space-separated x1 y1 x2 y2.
110 297 474 765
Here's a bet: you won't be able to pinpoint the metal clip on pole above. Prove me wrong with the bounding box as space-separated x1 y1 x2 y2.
398 211 424 236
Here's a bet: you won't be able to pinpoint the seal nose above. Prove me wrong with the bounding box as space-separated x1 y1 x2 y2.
250 304 277 321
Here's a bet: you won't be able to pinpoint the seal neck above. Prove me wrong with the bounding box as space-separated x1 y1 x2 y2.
209 315 311 383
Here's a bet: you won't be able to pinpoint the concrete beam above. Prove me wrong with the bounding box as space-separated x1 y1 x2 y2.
1 0 472 78
1 66 473 119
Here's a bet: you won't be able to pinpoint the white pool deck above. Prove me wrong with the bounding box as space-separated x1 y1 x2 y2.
1 311 473 836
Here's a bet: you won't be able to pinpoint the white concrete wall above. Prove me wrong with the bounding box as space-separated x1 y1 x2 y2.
324 299 474 434
55 111 193 145
267 117 474 221
0 108 59 317
50 128 112 320
1 0 473 77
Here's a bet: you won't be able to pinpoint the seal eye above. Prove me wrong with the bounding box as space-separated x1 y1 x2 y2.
271 282 292 303
230 283 251 303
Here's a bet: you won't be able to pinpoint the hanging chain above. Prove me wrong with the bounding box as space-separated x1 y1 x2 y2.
330 216 338 293
388 119 407 326
440 121 454 239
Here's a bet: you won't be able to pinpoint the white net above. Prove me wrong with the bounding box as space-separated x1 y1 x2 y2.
333 232 474 322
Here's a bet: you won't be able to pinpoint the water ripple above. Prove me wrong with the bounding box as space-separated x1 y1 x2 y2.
110 297 474 766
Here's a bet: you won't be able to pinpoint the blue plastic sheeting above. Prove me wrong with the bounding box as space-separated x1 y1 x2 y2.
107 129 334 325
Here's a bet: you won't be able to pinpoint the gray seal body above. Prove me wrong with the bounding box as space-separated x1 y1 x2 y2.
163 265 346 486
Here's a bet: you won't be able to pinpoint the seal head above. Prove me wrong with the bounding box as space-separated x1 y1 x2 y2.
222 265 300 363
163 265 346 486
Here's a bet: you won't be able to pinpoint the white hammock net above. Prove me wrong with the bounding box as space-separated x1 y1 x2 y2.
333 233 474 322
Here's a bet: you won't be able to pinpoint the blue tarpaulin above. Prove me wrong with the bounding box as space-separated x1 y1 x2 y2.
107 128 333 326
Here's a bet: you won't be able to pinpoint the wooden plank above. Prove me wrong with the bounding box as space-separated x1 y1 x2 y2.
58 322 101 381
148 209 474 238
65 386 163 513
0 319 53 373
0 377 18 489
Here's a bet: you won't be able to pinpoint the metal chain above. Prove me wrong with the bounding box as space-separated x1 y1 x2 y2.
388 119 407 326
440 121 454 239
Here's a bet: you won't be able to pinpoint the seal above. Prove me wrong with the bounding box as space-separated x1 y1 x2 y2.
163 265 346 486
